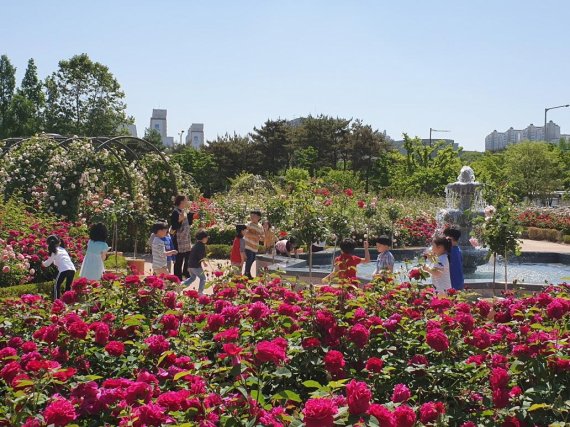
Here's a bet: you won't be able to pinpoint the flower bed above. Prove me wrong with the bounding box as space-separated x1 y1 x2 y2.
0 273 568 426
0 200 87 287
518 208 570 235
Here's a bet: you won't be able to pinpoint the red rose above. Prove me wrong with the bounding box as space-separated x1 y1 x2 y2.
344 188 353 197
68 321 89 340
426 328 449 352
302 337 321 349
161 314 180 331
105 341 125 357
394 405 416 427
42 398 77 427
492 387 510 408
145 335 170 355
489 367 509 389
357 200 366 208
303 398 338 427
324 350 346 375
408 268 421 280
346 380 372 415
134 402 168 426
348 323 370 348
255 340 287 365
90 322 110 345
419 401 444 424
546 298 569 319
365 357 384 373
502 416 522 427
368 404 395 426
460 423 477 427
391 383 411 403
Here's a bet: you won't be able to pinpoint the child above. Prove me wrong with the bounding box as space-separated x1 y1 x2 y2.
151 222 178 275
42 235 76 300
230 224 247 271
324 238 370 282
262 221 277 254
149 224 176 273
275 237 298 257
422 236 452 292
443 227 464 290
373 235 395 277
79 223 110 281
243 210 265 279
183 230 209 295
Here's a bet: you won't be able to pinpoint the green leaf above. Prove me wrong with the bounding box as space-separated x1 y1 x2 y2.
302 380 322 389
528 403 551 412
272 389 302 402
173 370 193 381
274 367 292 378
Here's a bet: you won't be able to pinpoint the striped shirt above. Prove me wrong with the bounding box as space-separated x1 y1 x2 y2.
374 251 395 274
244 222 264 252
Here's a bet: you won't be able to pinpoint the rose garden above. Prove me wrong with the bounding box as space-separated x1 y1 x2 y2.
0 133 568 427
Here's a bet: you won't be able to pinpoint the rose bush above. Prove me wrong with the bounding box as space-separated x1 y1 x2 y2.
0 271 568 426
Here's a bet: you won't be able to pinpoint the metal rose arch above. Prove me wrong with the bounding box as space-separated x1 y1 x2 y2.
0 134 178 196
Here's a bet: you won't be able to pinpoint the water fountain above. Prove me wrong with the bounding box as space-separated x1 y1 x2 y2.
436 166 488 273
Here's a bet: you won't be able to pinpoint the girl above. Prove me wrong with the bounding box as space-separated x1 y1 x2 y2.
230 224 247 271
275 237 298 257
42 235 76 300
422 236 452 292
80 223 110 281
262 221 276 254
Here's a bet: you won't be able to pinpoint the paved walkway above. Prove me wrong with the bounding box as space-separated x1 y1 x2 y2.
520 239 570 254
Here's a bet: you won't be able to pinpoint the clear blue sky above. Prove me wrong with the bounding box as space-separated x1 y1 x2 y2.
2 1 570 151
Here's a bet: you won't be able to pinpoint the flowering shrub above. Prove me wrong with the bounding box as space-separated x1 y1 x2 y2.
0 200 86 287
518 208 570 235
0 272 568 426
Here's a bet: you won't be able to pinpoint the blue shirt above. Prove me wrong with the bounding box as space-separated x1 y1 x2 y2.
162 236 175 262
449 246 464 290
374 250 395 274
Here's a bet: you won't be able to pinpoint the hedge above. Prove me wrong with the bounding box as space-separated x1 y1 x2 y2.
0 282 52 299
207 244 231 259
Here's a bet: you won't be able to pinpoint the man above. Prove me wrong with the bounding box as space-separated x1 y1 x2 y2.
243 210 264 279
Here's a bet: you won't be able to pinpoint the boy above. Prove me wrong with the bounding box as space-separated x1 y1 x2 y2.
243 210 265 279
324 238 370 282
183 230 209 295
151 222 177 275
275 237 298 257
443 227 464 290
373 235 395 277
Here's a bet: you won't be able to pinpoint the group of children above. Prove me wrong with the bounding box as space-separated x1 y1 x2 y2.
325 227 464 292
42 223 111 300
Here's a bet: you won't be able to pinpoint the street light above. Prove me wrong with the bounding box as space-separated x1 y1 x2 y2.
178 130 185 145
429 128 450 146
544 104 569 142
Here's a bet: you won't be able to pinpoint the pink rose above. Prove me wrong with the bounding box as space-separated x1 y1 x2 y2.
391 383 411 403
303 398 338 427
346 380 372 415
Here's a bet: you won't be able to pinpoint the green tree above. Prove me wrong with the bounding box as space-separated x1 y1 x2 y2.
204 133 258 190
172 146 219 196
6 59 45 136
292 146 319 175
0 54 16 138
471 151 507 187
503 141 564 202
347 119 388 192
388 134 461 195
143 128 164 149
250 119 292 173
44 53 130 136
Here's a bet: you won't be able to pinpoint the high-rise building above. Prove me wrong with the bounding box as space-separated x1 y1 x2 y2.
149 109 174 147
185 123 204 149
485 121 569 151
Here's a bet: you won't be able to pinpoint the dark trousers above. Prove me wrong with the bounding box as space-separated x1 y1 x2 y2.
174 251 190 280
244 249 257 279
54 270 75 300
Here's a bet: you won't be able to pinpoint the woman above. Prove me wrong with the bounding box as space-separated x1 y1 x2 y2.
262 221 276 254
170 195 194 280
80 223 110 281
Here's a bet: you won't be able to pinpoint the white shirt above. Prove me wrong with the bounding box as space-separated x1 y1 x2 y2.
152 236 167 270
42 247 76 272
430 254 451 292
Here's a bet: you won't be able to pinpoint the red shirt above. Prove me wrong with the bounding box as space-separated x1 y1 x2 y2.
230 237 243 264
335 253 362 279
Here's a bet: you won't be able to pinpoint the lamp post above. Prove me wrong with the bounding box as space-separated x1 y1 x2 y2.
544 104 569 142
429 128 450 146
178 130 185 145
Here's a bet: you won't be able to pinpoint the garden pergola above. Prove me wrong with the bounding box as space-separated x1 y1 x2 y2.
0 134 178 195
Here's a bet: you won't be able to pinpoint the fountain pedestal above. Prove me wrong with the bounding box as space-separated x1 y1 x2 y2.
437 166 488 273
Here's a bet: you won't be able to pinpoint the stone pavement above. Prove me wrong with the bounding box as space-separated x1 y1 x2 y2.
520 239 570 254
